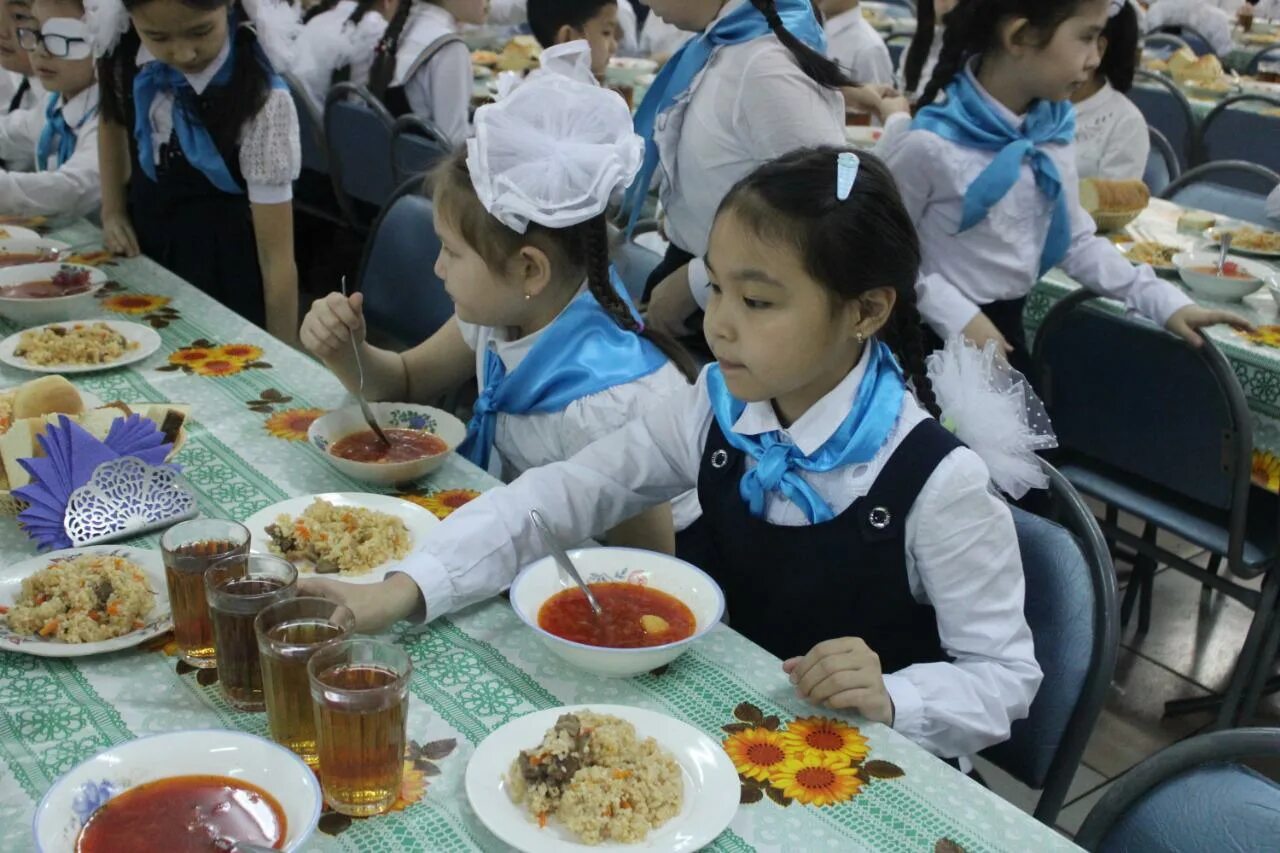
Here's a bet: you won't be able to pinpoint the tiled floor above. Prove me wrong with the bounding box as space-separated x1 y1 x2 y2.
974 500 1278 840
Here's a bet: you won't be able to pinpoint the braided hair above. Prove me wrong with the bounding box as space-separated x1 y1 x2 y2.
303 0 380 24
902 0 938 96
917 0 1084 108
367 0 415 99
747 0 855 88
429 151 699 381
717 146 941 418
1098 1 1138 93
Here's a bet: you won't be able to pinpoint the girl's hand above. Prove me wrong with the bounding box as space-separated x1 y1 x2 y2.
102 213 140 258
300 292 366 362
643 266 698 338
841 84 882 116
877 95 911 122
1165 304 1255 347
297 573 422 634
783 637 895 725
961 311 1014 359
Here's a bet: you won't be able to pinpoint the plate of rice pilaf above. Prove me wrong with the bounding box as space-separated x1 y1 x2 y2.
0 546 170 657
243 492 439 584
0 321 161 374
466 705 739 852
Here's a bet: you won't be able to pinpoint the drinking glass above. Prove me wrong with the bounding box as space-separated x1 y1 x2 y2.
160 519 250 668
205 553 297 711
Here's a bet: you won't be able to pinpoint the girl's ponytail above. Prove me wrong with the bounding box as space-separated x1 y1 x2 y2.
580 217 699 383
902 0 936 95
880 283 941 419
747 0 856 88
368 0 413 99
98 26 142 127
204 1 271 151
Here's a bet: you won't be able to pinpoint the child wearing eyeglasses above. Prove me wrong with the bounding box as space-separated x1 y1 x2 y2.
1 0 45 122
0 0 99 216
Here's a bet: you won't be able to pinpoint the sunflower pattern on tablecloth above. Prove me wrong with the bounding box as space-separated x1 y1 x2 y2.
721 702 902 807
316 738 457 836
399 488 482 519
65 249 117 267
1240 325 1280 350
1254 449 1280 493
263 407 326 441
95 283 181 328
159 340 272 377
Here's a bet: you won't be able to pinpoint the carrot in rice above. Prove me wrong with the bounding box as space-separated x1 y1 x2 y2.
537 812 548 829
39 619 59 637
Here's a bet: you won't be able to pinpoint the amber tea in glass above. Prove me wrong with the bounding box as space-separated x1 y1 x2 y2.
160 519 250 668
255 597 355 766
206 553 297 711
309 639 411 816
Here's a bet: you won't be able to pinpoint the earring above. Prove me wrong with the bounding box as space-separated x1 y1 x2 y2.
855 332 865 344
524 292 532 301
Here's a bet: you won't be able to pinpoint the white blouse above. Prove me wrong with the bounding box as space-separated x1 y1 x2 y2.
895 26 942 99
1145 0 1236 56
455 304 700 530
0 85 100 218
291 0 386 112
824 7 895 87
399 347 1042 760
136 41 301 205
654 0 845 306
390 2 472 145
1073 81 1150 182
878 67 1192 339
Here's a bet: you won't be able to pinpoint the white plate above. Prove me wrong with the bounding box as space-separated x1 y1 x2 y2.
243 492 439 584
0 225 41 242
466 704 739 853
1204 227 1280 259
0 321 162 374
0 237 71 265
0 545 171 657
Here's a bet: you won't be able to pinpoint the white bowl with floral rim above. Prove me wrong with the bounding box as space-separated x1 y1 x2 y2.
308 402 468 486
509 547 725 678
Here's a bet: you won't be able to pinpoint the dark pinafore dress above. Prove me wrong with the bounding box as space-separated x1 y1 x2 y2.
676 417 961 669
125 85 267 327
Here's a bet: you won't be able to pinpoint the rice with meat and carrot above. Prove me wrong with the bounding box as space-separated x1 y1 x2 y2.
507 711 683 844
265 498 410 576
3 553 154 642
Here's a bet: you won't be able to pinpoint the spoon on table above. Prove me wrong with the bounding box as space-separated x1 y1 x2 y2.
530 509 603 619
1217 231 1233 275
213 838 278 853
339 275 391 449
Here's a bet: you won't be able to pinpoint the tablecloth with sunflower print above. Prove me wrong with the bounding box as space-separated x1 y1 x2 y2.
1029 199 1280 494
0 220 1080 852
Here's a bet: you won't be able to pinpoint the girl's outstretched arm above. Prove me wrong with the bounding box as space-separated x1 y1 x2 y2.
251 200 300 345
98 117 140 257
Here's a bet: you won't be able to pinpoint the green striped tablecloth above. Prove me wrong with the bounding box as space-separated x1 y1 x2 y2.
0 221 1079 852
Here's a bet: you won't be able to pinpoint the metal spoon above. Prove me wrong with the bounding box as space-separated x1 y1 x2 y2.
1217 231 1233 275
339 275 391 449
530 509 603 618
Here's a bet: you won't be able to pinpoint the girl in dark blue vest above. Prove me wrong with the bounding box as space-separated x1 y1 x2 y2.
303 147 1045 761
96 0 301 343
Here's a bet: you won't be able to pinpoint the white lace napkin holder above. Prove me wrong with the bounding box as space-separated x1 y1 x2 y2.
64 457 198 547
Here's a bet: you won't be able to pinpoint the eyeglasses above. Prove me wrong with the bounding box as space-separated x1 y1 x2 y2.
15 27 87 58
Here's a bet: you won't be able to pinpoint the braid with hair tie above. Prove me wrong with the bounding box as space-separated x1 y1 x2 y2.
368 0 412 99
917 1 974 108
882 285 941 419
902 0 936 95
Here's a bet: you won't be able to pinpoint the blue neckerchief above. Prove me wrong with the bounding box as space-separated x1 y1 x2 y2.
458 286 670 471
132 19 288 194
912 70 1076 275
706 339 906 524
37 93 96 171
623 0 825 232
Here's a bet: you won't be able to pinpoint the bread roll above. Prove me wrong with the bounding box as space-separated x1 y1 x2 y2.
11 376 84 422
1079 178 1150 214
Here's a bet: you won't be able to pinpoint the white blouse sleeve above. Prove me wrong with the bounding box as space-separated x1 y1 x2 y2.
735 47 846 164
0 112 100 218
239 88 301 205
0 103 42 164
405 40 472 146
890 448 1043 759
403 369 711 619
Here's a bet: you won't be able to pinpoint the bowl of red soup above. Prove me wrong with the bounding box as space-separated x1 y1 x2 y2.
1173 251 1270 302
0 236 69 268
0 262 105 326
309 402 467 486
510 547 726 677
32 729 321 853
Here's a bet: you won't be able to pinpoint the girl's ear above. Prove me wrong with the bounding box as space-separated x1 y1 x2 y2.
556 23 579 46
848 286 897 341
514 245 555 298
1000 16 1035 56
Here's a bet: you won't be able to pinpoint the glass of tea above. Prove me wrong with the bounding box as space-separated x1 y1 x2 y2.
205 553 297 712
160 519 250 668
255 597 355 767
309 639 412 816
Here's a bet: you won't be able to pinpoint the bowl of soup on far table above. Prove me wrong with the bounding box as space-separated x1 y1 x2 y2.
0 263 105 326
309 402 467 486
1172 251 1270 301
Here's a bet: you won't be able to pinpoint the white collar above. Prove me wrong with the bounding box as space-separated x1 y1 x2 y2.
731 343 872 456
135 34 233 95
487 283 590 365
56 84 98 126
964 61 1026 126
824 7 866 36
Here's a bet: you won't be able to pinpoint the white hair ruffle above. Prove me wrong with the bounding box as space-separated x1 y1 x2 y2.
83 0 130 58
289 6 388 101
239 0 302 74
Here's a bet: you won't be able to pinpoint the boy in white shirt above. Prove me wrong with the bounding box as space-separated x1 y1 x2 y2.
0 0 98 217
1145 0 1236 56
820 0 895 86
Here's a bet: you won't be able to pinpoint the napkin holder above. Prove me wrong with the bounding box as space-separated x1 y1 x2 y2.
64 457 197 547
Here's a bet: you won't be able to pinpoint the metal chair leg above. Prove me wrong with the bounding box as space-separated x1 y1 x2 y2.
1240 589 1280 726
1104 504 1119 555
1201 554 1223 606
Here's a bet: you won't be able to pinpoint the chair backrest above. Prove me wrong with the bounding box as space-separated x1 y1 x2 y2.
1075 728 1280 852
885 33 912 70
1127 71 1197 170
282 70 328 174
612 239 664 303
1161 160 1280 226
980 464 1118 826
1141 32 1191 58
1200 95 1280 178
324 82 398 224
1143 126 1181 196
1247 44 1280 75
1153 24 1214 56
390 115 452 186
356 178 454 347
1030 290 1252 513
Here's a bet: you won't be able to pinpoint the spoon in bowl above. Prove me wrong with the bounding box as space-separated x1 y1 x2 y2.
1217 231 1233 276
213 838 278 853
530 509 603 618
339 275 391 449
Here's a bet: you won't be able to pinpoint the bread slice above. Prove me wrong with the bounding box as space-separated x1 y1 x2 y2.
1080 178 1150 215
12 376 84 422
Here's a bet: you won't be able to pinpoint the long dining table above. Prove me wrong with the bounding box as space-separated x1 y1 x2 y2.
0 219 1081 851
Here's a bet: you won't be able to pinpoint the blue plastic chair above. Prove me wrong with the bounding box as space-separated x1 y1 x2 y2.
1075 728 1280 852
1143 126 1181 196
612 238 663 304
1031 291 1279 728
1161 161 1280 227
1153 25 1215 57
1199 94 1280 176
980 464 1118 826
324 82 399 231
389 114 452 187
283 70 328 175
885 33 912 72
1127 70 1198 171
356 178 455 348
1246 44 1280 75
1141 32 1191 59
